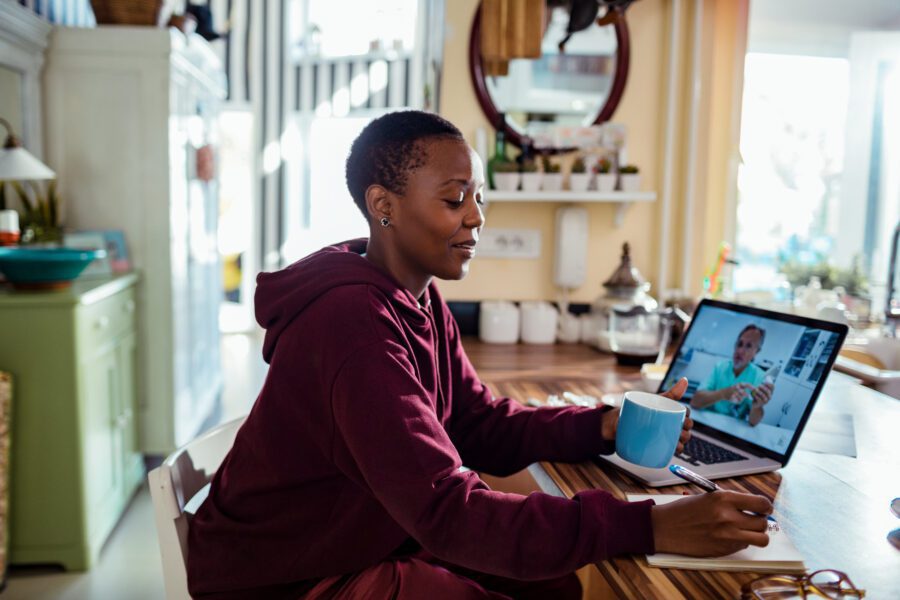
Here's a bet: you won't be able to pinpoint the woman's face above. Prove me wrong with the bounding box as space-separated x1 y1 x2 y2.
389 138 485 281
733 329 762 370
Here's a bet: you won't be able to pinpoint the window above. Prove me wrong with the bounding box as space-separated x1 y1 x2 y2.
282 0 434 264
733 54 848 294
732 1 900 311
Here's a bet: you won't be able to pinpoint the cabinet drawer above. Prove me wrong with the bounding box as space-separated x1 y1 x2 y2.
77 288 136 352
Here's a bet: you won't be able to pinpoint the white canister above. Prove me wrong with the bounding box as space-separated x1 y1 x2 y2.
479 301 520 344
520 301 559 344
557 312 581 344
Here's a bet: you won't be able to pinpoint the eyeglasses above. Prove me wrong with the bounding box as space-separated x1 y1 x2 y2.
741 569 865 599
889 497 900 551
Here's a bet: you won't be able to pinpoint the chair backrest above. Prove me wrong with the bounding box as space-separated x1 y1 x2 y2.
148 416 245 600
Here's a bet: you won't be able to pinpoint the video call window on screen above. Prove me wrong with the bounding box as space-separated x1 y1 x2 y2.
661 306 841 454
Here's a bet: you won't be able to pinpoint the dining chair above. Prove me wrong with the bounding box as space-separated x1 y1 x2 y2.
148 416 246 600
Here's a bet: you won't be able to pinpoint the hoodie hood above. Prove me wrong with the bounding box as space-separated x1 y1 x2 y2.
255 239 430 363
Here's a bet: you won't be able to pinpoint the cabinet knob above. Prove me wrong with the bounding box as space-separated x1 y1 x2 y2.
95 316 110 330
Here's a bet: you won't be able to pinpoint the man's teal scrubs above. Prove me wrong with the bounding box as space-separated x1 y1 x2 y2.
697 360 765 420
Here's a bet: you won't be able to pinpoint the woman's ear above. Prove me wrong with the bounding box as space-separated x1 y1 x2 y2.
365 184 392 223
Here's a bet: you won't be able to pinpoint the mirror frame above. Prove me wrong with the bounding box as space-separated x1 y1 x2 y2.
468 4 631 153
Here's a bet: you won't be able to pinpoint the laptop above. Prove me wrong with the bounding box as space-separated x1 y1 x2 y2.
598 299 848 487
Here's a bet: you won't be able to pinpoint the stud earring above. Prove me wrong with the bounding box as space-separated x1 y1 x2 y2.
380 217 391 228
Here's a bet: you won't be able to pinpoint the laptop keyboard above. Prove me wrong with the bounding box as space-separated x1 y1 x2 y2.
677 437 748 465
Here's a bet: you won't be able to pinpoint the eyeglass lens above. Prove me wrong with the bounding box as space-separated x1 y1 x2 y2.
889 528 900 551
890 498 900 550
809 570 854 594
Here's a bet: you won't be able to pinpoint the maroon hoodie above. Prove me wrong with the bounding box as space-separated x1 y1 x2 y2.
187 240 655 599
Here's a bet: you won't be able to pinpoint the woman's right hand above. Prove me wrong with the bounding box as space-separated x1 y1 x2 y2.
650 490 773 556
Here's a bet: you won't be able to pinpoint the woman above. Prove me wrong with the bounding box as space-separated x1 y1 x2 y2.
188 111 773 599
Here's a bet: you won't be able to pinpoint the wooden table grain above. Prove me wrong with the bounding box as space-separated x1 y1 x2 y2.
462 338 900 599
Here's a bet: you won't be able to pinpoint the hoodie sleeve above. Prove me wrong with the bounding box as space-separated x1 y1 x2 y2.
443 317 617 476
330 339 655 581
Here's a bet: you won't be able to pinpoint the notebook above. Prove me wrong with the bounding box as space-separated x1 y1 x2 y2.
627 494 806 573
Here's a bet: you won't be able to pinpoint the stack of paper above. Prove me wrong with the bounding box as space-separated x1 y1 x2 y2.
627 494 806 573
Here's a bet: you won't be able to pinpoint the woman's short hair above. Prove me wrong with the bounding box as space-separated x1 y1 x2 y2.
345 110 465 218
737 324 766 348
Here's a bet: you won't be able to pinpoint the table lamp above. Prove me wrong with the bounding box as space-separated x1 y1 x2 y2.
0 117 56 183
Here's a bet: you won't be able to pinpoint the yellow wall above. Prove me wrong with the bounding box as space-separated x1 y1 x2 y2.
437 0 748 302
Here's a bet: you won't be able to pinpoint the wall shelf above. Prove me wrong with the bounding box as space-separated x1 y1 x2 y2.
485 190 657 227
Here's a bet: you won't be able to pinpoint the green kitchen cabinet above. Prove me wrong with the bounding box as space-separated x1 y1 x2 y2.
0 273 144 570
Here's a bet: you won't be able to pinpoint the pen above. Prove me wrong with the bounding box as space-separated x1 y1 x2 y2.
668 464 776 522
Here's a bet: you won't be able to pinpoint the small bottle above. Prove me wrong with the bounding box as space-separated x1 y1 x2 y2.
486 112 508 190
763 361 782 388
0 209 20 246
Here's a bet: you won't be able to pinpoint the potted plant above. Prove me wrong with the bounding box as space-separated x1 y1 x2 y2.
10 181 63 245
491 160 520 191
520 158 541 192
619 164 641 192
541 156 563 191
569 157 591 192
593 158 616 192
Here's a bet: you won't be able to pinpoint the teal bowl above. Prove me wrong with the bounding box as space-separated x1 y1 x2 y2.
0 247 106 289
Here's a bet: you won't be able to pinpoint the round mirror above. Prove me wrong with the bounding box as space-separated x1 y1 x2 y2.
468 3 630 152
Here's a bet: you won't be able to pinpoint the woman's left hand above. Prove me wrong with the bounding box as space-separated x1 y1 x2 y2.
600 377 693 454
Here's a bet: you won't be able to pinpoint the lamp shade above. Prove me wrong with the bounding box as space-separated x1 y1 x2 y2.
0 147 56 181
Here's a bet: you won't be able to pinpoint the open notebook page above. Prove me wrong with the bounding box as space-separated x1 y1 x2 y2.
627 494 806 574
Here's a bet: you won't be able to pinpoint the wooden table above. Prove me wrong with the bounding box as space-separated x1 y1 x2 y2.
462 338 900 599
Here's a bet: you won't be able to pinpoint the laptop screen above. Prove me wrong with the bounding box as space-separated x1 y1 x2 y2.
659 300 847 458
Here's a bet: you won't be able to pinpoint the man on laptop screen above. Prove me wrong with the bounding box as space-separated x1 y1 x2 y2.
599 299 847 487
689 324 772 425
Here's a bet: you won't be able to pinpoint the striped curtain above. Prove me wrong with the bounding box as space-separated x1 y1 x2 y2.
17 0 96 26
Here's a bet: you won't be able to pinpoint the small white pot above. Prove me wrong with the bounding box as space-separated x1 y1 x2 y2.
479 301 520 344
595 173 616 192
541 173 564 191
493 172 520 191
520 172 542 192
568 173 591 192
619 173 641 192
